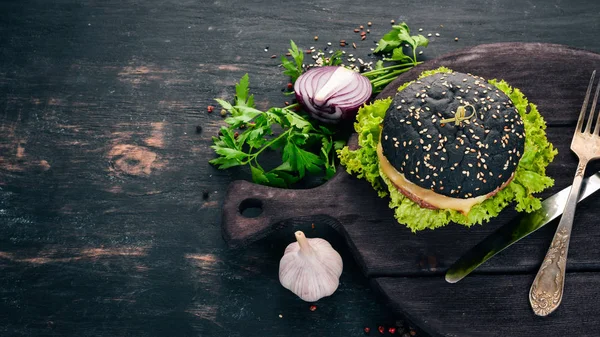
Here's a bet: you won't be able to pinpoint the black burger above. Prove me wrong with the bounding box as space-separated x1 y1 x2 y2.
339 68 556 231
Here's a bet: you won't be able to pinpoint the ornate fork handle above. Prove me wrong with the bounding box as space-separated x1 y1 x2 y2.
529 159 588 316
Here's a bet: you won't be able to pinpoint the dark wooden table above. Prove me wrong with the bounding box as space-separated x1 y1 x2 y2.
1 1 599 336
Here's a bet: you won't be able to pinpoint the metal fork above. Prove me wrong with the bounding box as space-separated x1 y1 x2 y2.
529 70 600 316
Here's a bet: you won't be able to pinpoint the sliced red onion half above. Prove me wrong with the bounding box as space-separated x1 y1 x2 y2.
294 66 372 123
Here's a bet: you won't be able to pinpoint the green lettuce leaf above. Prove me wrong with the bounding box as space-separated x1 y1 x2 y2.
338 67 557 231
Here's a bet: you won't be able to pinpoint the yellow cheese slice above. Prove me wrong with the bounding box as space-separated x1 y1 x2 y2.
377 142 487 215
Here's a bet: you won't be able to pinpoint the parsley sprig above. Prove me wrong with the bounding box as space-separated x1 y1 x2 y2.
210 74 344 187
362 22 429 92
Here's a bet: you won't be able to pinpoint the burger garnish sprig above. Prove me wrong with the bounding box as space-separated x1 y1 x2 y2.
338 67 557 231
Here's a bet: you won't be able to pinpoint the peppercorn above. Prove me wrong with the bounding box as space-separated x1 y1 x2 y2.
195 125 202 134
207 105 214 113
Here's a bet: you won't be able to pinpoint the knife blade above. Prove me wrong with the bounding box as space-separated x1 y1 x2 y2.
445 171 600 283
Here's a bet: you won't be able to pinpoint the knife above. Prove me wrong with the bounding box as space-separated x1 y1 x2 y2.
445 171 600 283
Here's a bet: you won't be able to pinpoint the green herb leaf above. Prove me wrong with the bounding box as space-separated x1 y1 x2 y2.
411 34 429 48
385 48 413 63
333 139 346 150
320 137 337 180
235 74 254 107
393 23 412 44
215 98 234 112
264 171 288 187
283 139 323 177
209 156 243 169
281 40 304 82
285 111 312 131
212 146 247 161
225 105 263 127
321 50 343 66
214 127 238 149
373 39 401 54
250 165 269 185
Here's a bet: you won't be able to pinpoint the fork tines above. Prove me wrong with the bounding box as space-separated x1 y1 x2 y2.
577 70 600 135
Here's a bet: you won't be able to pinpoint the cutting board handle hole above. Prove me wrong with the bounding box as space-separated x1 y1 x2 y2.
239 198 263 218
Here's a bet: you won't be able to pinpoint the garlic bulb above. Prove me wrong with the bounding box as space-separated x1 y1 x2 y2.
279 231 343 302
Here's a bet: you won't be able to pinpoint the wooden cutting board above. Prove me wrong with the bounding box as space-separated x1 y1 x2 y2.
222 43 600 336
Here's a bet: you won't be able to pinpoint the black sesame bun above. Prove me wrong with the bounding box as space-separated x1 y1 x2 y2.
379 71 525 213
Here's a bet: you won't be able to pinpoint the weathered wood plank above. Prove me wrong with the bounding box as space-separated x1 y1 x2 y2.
1 0 600 336
374 273 600 337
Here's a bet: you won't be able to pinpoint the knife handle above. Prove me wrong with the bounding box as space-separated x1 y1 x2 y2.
529 159 587 316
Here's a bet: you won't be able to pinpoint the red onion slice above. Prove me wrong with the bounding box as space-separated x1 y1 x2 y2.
294 66 372 124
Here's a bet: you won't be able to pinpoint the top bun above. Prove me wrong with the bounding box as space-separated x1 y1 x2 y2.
381 71 525 199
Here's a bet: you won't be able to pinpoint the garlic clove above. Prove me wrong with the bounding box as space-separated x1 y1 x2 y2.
279 231 343 302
